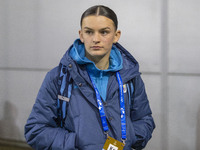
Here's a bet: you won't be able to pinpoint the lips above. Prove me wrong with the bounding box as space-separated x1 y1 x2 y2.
91 46 103 49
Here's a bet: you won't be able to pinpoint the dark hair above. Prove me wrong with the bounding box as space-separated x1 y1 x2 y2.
80 5 118 30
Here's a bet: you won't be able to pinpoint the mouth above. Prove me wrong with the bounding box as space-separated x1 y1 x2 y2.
91 46 103 50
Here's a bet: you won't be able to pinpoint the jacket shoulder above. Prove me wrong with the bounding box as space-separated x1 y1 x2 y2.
41 66 61 92
47 66 60 81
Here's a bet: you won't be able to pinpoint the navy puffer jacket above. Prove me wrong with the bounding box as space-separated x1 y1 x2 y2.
25 41 155 150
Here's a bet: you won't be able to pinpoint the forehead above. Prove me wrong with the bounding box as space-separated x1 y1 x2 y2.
81 16 115 29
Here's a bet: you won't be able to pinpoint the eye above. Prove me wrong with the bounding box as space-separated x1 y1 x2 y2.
85 30 93 35
100 30 109 36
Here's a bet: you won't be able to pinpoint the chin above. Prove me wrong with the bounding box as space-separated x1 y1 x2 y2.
92 53 107 58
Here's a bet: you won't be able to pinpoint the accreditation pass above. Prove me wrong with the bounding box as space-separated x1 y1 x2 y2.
102 136 124 150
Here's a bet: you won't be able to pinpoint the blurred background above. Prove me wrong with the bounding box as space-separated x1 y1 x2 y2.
0 0 200 149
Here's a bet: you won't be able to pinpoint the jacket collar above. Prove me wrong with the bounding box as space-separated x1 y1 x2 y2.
59 41 140 108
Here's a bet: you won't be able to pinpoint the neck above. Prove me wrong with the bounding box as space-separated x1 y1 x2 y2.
95 59 109 70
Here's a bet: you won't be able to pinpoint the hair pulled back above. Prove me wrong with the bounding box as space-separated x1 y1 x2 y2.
80 5 118 30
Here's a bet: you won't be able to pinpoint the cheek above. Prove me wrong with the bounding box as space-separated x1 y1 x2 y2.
82 40 91 52
82 36 90 46
102 36 115 46
104 34 115 42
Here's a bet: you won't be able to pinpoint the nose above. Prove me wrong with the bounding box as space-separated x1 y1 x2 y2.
93 33 100 44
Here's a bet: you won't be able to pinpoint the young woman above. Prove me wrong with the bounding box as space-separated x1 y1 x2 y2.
25 5 155 150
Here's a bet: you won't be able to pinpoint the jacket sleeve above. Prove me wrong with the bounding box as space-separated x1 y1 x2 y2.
131 75 155 149
24 70 77 150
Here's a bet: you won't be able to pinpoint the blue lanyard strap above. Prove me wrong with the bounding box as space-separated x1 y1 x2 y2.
116 72 126 140
88 71 126 141
89 74 109 133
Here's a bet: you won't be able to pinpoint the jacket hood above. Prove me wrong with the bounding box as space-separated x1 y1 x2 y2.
115 42 140 82
68 39 123 73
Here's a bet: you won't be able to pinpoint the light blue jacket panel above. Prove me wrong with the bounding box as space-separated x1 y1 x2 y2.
69 39 123 100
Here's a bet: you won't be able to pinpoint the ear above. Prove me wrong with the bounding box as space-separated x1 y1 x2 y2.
113 30 121 44
79 30 84 43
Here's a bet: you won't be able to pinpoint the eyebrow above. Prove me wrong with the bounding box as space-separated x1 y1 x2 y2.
83 27 111 30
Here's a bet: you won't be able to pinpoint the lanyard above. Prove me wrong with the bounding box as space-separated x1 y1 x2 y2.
88 72 126 142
